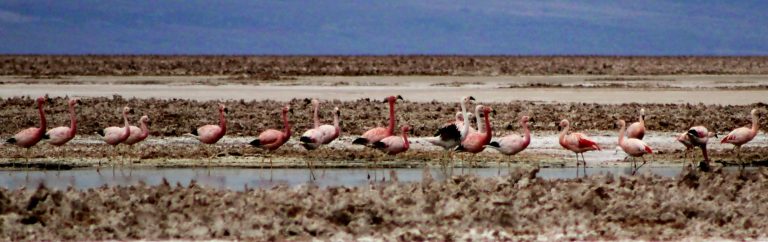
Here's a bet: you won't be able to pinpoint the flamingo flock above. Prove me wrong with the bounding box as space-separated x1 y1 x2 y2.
2 96 765 177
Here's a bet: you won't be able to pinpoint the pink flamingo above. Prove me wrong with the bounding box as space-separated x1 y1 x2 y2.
677 126 716 168
626 108 646 139
721 108 761 168
188 104 228 160
96 106 133 166
124 115 151 161
456 105 494 168
558 119 601 177
372 125 411 155
6 96 47 166
44 98 80 147
250 105 293 169
426 96 475 150
352 95 403 145
300 99 341 150
616 120 653 174
487 115 532 173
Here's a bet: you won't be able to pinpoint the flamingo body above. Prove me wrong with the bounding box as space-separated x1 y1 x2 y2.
457 105 493 154
353 95 402 145
721 127 756 146
372 126 410 155
251 105 292 151
190 104 227 144
45 98 79 146
124 116 150 146
626 108 646 139
488 116 531 156
7 96 47 148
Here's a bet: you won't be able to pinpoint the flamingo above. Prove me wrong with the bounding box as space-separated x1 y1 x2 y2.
455 105 494 168
352 95 403 145
426 96 476 150
187 104 228 163
96 106 133 166
123 115 151 162
299 99 340 150
44 98 80 147
558 119 601 177
487 115 532 173
721 108 761 168
6 96 47 167
626 108 646 139
250 105 293 169
677 127 716 168
616 119 653 174
372 125 411 155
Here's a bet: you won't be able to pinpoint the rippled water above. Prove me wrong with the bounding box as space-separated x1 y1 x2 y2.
2 165 748 191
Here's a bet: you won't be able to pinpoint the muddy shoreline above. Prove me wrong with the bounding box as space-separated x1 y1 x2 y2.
1 168 767 240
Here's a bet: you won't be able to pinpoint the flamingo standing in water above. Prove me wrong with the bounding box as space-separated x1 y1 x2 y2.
456 105 494 168
558 119 601 177
250 105 293 169
97 106 133 167
616 120 653 174
677 127 716 168
43 98 80 170
6 96 47 167
372 125 411 155
124 115 151 162
721 109 761 168
352 95 403 145
626 108 646 139
188 104 228 164
487 115 532 173
299 99 340 150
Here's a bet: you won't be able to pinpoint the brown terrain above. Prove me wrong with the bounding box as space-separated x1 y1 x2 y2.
1 167 767 240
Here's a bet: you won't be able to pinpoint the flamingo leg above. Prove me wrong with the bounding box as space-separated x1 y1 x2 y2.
575 153 580 178
636 156 648 173
580 153 588 177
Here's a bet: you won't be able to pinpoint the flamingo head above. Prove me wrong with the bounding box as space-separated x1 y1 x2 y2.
140 115 151 125
640 108 646 120
218 104 228 114
558 119 570 131
455 112 464 122
463 96 476 104
311 98 319 107
283 105 293 114
383 95 403 103
401 125 412 134
36 96 46 105
616 119 626 129
334 106 340 116
751 108 759 117
123 106 134 115
520 116 530 124
483 106 494 116
68 98 82 107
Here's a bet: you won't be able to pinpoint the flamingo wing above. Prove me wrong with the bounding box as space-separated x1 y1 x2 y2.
257 129 283 146
574 133 600 150
359 127 389 144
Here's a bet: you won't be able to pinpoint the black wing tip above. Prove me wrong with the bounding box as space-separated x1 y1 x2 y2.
299 136 313 143
96 129 105 137
6 137 16 144
454 145 466 152
42 133 50 140
371 141 386 149
437 125 461 141
191 127 199 136
249 139 260 147
352 138 368 145
488 141 500 148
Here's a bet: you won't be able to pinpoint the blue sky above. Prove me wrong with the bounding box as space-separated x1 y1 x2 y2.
0 1 766 55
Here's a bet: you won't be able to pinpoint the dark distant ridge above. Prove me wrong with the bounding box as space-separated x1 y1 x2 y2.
2 55 767 77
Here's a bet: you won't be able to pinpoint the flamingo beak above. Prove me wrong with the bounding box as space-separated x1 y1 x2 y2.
528 118 535 123
224 107 229 114
289 108 294 114
128 108 135 115
76 99 83 105
396 95 403 100
147 119 153 126
557 125 562 131
303 98 311 105
468 96 476 101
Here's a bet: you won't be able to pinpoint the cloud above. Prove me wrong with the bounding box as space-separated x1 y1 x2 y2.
0 9 36 23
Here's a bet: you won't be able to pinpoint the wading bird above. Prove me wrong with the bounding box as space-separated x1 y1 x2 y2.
677 128 716 168
616 119 652 174
426 96 475 168
6 96 47 167
250 105 293 169
97 106 133 167
188 104 228 164
684 126 715 169
456 105 494 168
352 95 403 145
558 119 601 177
487 115 532 173
124 115 151 161
627 108 646 139
721 109 761 168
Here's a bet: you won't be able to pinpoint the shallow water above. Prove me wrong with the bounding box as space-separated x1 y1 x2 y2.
0 166 753 191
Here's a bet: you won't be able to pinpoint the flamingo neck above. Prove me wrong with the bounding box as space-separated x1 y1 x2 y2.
618 122 626 145
68 102 77 136
218 109 227 133
312 102 319 128
522 120 530 145
122 111 130 139
332 110 340 133
140 119 149 139
559 123 569 143
38 101 46 132
475 107 484 133
751 112 759 134
387 99 395 135
282 110 291 138
402 129 409 150
483 111 492 140
460 100 470 140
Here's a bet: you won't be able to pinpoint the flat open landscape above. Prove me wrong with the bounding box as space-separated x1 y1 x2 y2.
1 56 768 240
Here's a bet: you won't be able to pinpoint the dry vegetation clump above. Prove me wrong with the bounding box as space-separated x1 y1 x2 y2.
1 168 767 240
2 55 768 77
1 96 767 138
